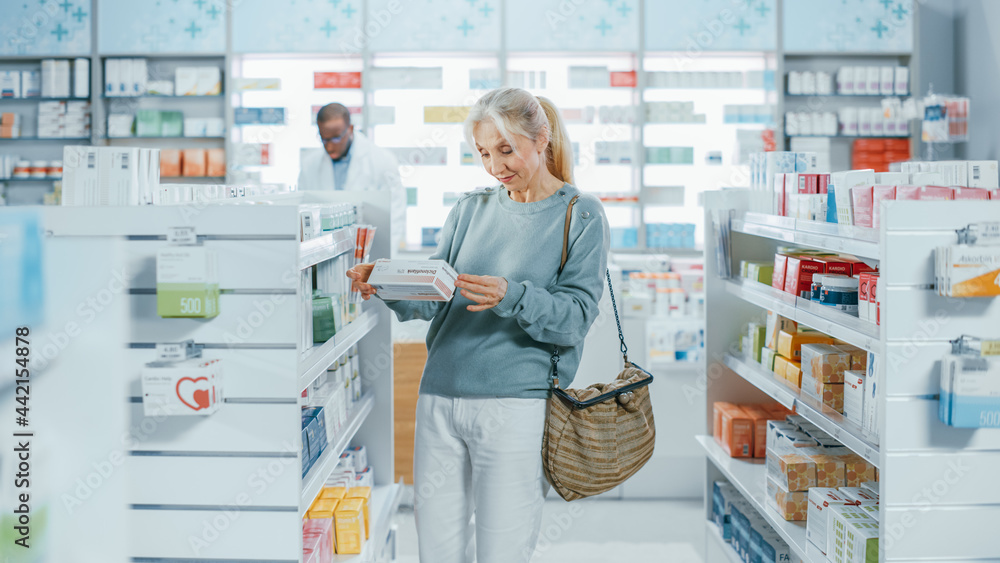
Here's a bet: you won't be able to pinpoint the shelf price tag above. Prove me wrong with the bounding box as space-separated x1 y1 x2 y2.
156 340 201 362
167 226 197 246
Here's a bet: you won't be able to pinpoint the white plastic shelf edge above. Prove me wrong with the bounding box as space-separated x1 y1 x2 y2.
733 213 879 259
300 228 355 270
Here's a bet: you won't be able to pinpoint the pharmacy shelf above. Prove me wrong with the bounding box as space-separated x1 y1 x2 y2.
723 354 880 466
724 279 879 353
783 52 912 58
784 93 900 98
706 520 741 563
611 247 704 256
300 392 376 516
332 482 404 563
159 176 226 182
697 436 819 563
299 228 354 270
102 94 223 99
785 134 910 139
298 310 378 393
0 97 90 102
103 136 225 140
1 177 61 182
733 212 879 259
0 137 91 141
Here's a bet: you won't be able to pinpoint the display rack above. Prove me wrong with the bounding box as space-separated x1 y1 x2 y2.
702 189 1000 562
38 191 399 562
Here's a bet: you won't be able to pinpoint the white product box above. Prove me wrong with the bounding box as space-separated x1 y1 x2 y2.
817 71 833 95
73 58 89 98
865 67 880 95
40 59 56 97
61 145 100 205
98 148 140 205
183 118 207 137
196 66 221 95
894 67 909 95
133 58 147 95
862 352 879 444
299 206 321 241
838 66 854 95
874 172 909 185
831 169 874 225
840 107 858 136
233 77 281 91
367 259 459 301
807 488 857 555
204 117 225 137
966 160 999 188
1 70 21 98
911 172 945 186
141 358 223 416
801 71 816 95
53 59 70 98
104 59 119 96
879 67 894 95
175 67 199 96
839 487 878 503
858 108 873 136
21 71 40 97
108 114 134 137
347 445 367 472
119 59 133 96
844 370 866 426
787 71 803 95
827 503 875 561
147 80 174 96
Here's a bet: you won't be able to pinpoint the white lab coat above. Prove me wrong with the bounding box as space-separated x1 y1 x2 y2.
297 131 406 254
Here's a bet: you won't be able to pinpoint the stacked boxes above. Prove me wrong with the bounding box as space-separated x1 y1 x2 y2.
38 101 91 138
712 401 792 459
61 146 161 206
0 112 20 138
800 344 851 412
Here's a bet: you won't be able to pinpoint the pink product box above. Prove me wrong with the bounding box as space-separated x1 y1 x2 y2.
896 185 954 201
871 185 896 230
991 189 1000 200
851 186 875 229
952 187 991 200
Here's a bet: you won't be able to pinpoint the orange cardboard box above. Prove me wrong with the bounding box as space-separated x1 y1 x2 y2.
716 402 754 458
806 451 846 488
741 405 778 458
840 455 877 487
833 344 867 371
802 343 852 383
206 147 226 177
766 476 809 521
777 330 835 361
181 148 206 177
767 448 817 491
160 149 181 177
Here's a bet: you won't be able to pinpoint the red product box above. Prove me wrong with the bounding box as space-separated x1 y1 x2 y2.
610 71 637 88
896 185 954 201
991 189 1000 200
851 186 875 228
953 187 991 200
813 257 853 276
818 174 830 194
859 272 871 319
313 71 362 89
772 254 789 290
784 256 826 298
870 273 881 325
846 259 876 277
872 185 896 230
798 174 820 195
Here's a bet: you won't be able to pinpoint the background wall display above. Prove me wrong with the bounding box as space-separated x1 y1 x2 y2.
784 0 914 53
99 0 225 53
504 0 640 52
0 0 92 55
232 0 366 53
645 0 777 52
368 0 501 52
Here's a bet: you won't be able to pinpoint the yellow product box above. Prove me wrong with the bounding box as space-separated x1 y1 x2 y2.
320 486 347 501
785 361 802 388
804 450 846 488
773 354 791 381
345 486 371 539
766 476 809 521
777 330 835 361
801 343 852 383
307 498 338 519
766 447 816 492
839 456 877 487
334 497 365 554
765 311 798 349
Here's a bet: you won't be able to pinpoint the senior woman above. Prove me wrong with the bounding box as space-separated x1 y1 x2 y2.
347 87 609 563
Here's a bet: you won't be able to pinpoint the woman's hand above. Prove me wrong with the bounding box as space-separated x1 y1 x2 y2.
346 263 378 301
455 274 508 312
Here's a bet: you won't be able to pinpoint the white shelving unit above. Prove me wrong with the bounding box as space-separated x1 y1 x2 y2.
702 189 1000 562
36 191 398 563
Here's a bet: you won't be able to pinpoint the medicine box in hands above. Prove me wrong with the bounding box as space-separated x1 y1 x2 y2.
367 259 458 301
141 358 223 416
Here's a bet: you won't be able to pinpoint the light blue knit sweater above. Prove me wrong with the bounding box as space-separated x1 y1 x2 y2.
382 183 610 399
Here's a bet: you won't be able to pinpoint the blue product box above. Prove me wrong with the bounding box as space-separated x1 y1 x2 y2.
749 527 764 563
301 428 312 477
302 406 328 453
258 107 285 125
233 107 261 125
610 227 638 249
421 227 442 247
826 185 839 223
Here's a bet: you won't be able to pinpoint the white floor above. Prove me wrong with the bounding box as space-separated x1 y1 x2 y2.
392 498 706 563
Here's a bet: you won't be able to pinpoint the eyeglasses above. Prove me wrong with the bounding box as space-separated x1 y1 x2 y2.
320 134 346 145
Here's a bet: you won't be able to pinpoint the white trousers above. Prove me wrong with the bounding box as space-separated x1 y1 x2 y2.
413 393 548 563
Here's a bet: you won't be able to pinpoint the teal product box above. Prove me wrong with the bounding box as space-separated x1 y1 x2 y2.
312 295 337 344
301 428 312 477
610 227 638 249
302 406 328 465
161 111 184 137
135 109 162 137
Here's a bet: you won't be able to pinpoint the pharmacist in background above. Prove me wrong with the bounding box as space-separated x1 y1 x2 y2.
298 103 406 254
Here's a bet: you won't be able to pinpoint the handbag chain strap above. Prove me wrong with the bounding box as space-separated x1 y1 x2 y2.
550 194 629 390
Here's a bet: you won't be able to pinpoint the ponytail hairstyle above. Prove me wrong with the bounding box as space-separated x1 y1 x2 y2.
464 87 575 185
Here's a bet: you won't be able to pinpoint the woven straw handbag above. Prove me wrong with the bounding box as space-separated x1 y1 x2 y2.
541 195 656 502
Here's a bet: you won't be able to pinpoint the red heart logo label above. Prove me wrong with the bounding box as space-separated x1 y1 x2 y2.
176 376 210 411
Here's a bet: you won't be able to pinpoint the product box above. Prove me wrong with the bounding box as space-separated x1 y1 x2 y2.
334 498 365 554
828 504 875 560
840 487 878 504
844 370 866 426
771 254 789 291
303 518 334 563
345 486 371 539
940 353 1000 427
831 169 875 225
761 347 777 372
748 322 767 362
939 245 1000 298
182 148 207 177
767 444 816 491
801 374 845 412
841 457 877 488
966 160 999 189
156 247 220 318
742 404 777 458
807 488 857 554
862 352 880 443
140 358 223 416
844 519 880 563
712 481 738 539
766 476 808 521
851 186 875 228
773 354 791 382
833 344 867 371
952 187 991 200
785 361 803 388
175 67 199 96
366 259 458 301
206 148 226 177
802 343 851 383
813 257 853 277
716 402 754 457
896 185 953 201
320 486 347 501
777 330 835 361
784 255 829 298
196 66 222 95
160 149 181 177
347 445 367 472
805 450 846 488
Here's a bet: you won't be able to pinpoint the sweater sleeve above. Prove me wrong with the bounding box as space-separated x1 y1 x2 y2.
491 203 610 347
379 199 460 322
